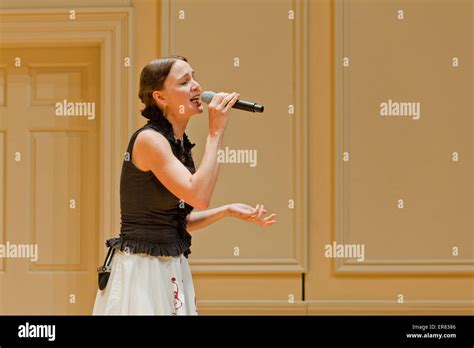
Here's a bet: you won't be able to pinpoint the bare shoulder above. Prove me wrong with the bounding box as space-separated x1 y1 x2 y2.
135 129 169 148
133 129 172 171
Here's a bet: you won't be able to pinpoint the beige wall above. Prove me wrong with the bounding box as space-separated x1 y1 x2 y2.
153 0 473 315
0 0 472 315
133 0 161 129
305 0 473 315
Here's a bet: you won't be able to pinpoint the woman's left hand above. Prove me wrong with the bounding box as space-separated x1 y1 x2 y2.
227 203 276 226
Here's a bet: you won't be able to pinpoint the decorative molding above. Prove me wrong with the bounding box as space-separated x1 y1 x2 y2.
28 130 87 271
306 301 474 315
0 8 134 262
0 68 5 106
161 0 309 274
191 258 304 273
335 259 474 274
334 0 473 274
29 65 88 105
197 300 307 315
0 130 5 273
196 300 474 315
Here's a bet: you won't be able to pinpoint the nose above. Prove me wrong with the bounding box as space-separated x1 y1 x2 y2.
191 80 201 92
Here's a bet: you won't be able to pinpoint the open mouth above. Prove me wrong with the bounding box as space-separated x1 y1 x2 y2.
190 95 201 106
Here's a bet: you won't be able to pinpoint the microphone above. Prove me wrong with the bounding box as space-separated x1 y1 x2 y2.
201 91 264 113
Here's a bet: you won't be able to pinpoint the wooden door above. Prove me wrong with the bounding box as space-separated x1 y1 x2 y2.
0 46 100 314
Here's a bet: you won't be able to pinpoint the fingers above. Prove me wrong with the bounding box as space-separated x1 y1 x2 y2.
217 92 234 109
229 203 265 219
256 213 276 225
222 92 240 112
210 92 240 110
247 215 276 225
257 204 265 219
209 92 228 107
247 204 275 227
234 203 275 226
263 213 276 221
253 204 259 215
251 204 266 215
262 214 277 225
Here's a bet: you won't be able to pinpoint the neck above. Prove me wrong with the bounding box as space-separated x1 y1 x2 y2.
166 112 189 140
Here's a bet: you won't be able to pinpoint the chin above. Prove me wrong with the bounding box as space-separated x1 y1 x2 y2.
191 107 204 116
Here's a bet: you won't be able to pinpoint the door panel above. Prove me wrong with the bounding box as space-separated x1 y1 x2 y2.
0 46 100 314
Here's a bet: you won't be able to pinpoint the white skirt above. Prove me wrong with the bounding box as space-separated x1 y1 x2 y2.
92 250 198 315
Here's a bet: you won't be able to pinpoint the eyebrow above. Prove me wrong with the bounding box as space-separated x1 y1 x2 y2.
178 71 195 80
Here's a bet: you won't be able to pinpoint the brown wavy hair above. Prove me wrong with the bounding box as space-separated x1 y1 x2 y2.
138 55 188 119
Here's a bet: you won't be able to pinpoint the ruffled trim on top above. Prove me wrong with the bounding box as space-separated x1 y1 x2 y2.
106 227 192 259
141 105 196 151
108 173 194 259
141 105 196 174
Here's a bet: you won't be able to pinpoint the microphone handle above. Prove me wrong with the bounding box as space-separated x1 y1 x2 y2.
233 100 264 113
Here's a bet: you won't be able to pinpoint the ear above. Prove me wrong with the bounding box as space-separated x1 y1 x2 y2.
152 90 167 109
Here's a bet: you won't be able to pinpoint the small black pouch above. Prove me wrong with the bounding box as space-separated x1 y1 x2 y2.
97 247 116 291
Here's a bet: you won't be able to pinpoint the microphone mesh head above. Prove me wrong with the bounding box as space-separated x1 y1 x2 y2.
201 91 215 104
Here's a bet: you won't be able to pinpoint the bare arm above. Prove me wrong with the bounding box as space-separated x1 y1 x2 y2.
133 92 240 209
186 203 277 232
135 131 222 209
186 205 230 232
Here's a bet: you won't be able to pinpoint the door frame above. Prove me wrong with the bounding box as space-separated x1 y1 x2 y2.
0 8 134 261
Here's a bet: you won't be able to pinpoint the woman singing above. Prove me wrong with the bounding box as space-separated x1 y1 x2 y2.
93 55 276 315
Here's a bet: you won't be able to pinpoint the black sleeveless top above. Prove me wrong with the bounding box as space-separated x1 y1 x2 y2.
106 108 196 258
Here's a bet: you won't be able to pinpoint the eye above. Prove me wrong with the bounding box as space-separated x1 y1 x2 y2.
180 80 188 85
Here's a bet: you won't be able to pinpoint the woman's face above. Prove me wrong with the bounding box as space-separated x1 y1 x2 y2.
157 59 203 117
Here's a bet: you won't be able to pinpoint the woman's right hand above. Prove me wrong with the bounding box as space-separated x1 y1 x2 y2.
207 92 240 136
